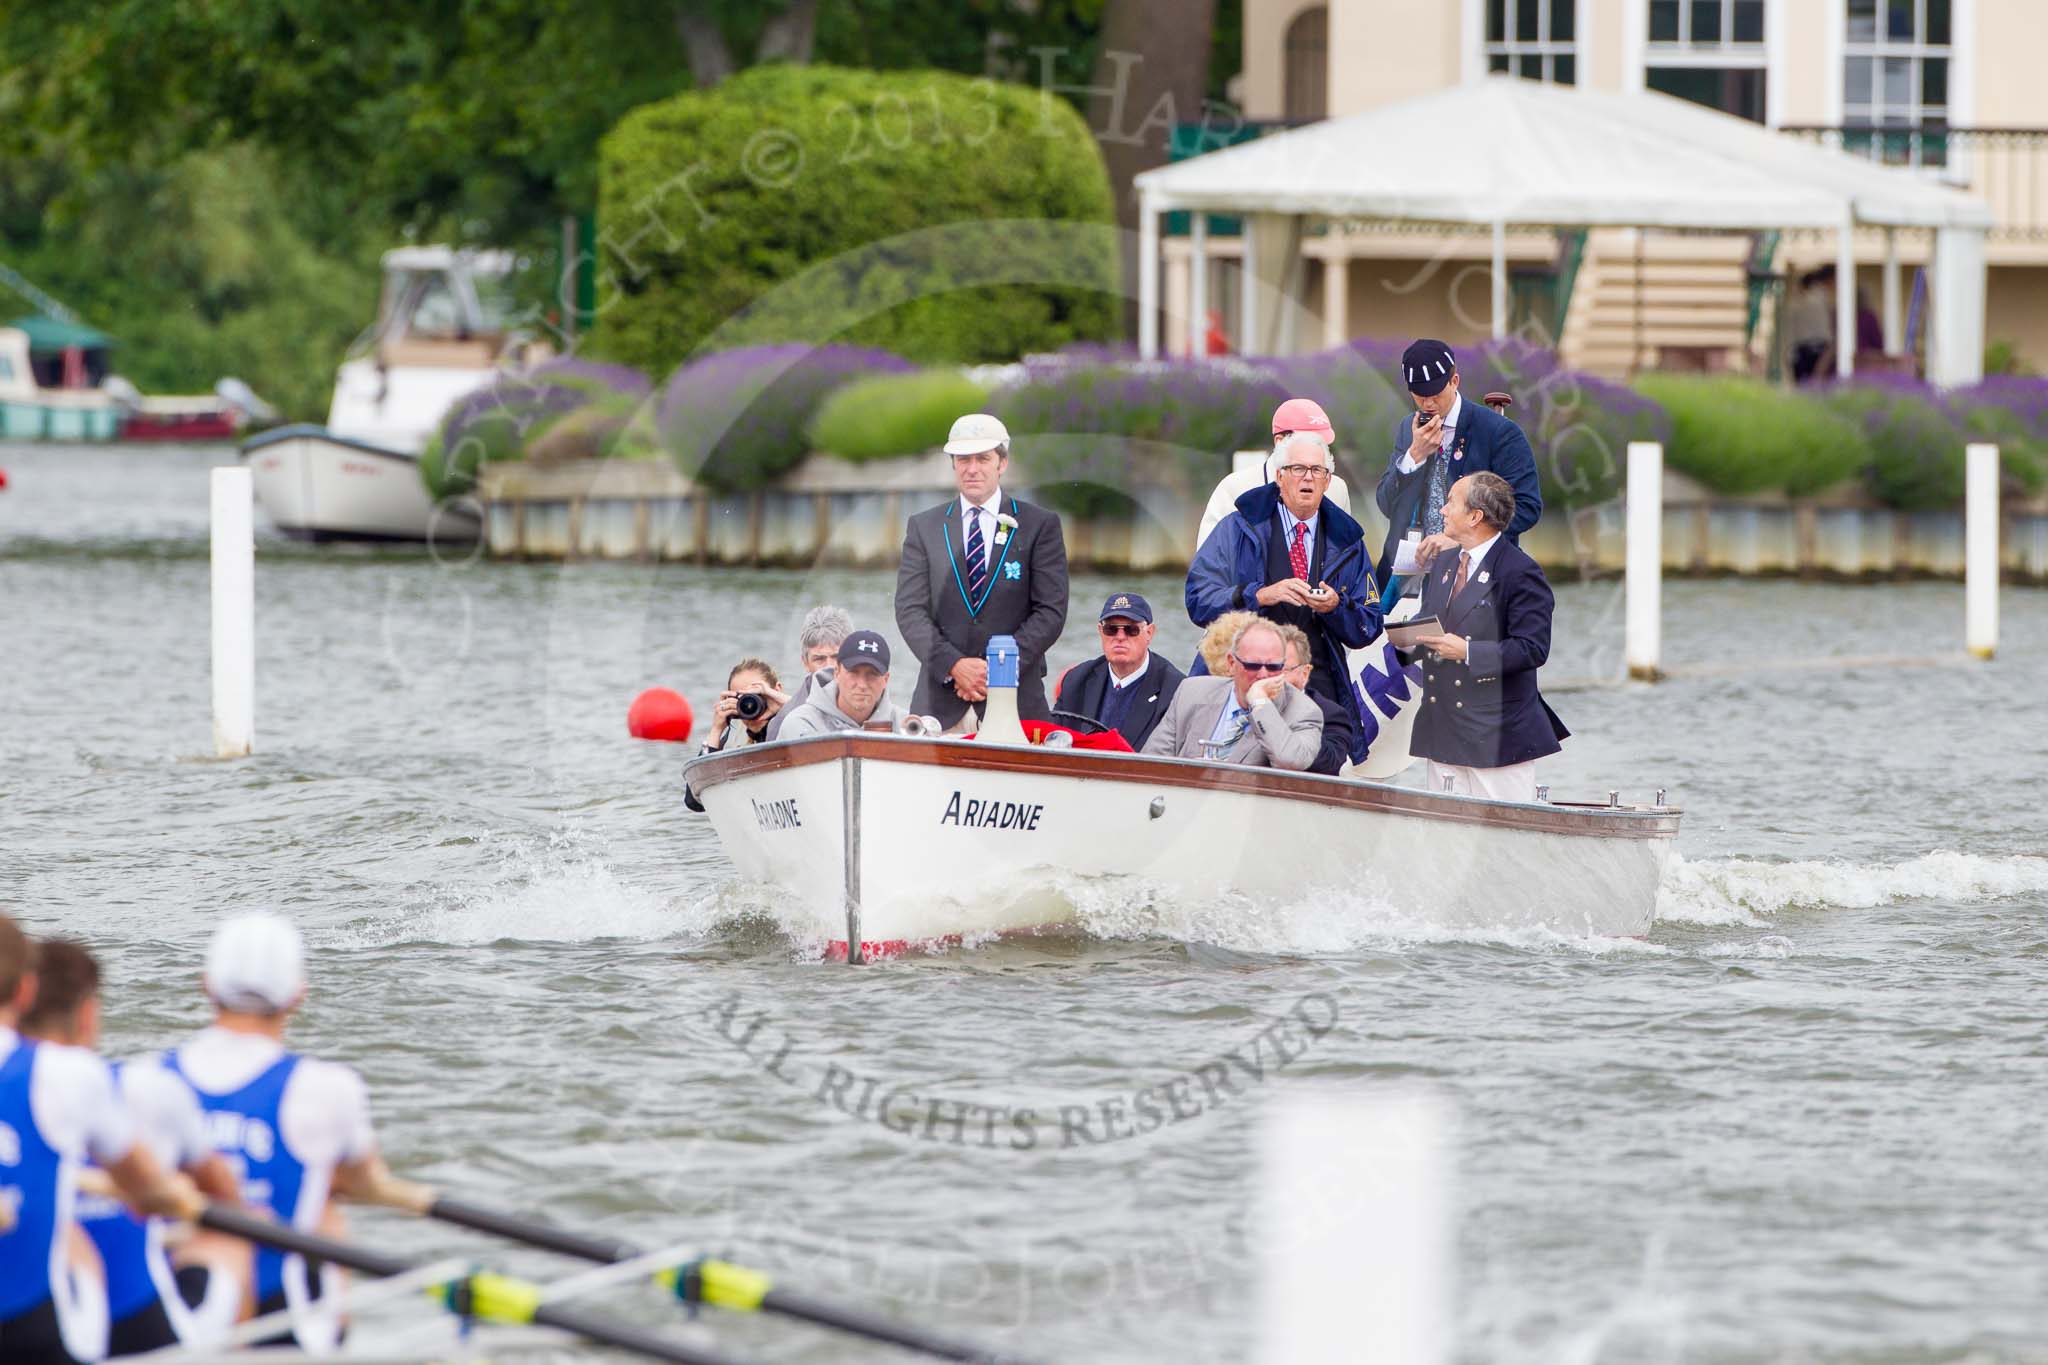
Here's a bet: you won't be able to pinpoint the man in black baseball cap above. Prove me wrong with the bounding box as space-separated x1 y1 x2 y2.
1052 593 1185 749
1372 338 1542 606
775 630 905 738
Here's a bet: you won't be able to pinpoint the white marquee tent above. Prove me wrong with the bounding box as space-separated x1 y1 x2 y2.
1132 77 1996 384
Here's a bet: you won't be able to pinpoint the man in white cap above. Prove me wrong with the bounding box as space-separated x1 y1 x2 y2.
164 913 427 1352
895 413 1069 730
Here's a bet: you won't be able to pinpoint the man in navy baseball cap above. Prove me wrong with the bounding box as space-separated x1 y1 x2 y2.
1052 592 1185 749
776 630 904 738
1372 337 1543 605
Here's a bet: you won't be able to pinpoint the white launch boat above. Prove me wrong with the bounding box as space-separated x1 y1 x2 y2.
242 246 535 542
684 733 1680 961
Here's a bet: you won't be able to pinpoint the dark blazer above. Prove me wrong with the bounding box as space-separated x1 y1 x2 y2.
1374 399 1542 591
1305 687 1358 777
895 494 1069 727
1405 536 1568 769
1054 653 1185 750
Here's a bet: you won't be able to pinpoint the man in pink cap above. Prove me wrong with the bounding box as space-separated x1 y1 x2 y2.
1185 398 1381 733
1195 398 1354 548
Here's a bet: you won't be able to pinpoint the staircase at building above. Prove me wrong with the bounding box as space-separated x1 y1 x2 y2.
1558 230 1766 378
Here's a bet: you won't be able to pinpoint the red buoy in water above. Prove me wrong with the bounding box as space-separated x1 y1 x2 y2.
0 468 9 491
627 687 694 742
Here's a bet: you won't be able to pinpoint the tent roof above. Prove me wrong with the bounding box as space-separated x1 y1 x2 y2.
9 315 113 352
1135 78 1993 232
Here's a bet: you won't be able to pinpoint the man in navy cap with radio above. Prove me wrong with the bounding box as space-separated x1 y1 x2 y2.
1052 593 1184 749
1374 340 1542 603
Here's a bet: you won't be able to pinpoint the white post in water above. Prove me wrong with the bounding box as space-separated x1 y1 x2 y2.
1626 441 1663 681
1966 442 1999 659
210 466 254 757
1258 1087 1452 1365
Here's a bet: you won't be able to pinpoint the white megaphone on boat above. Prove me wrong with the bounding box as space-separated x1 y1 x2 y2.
977 634 1030 746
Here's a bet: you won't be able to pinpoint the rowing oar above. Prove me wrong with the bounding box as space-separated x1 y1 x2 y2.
194 1204 758 1365
419 1193 1030 1364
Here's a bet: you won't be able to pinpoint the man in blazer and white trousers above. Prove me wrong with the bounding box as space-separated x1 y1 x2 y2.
1402 471 1569 802
895 414 1069 729
1142 620 1323 770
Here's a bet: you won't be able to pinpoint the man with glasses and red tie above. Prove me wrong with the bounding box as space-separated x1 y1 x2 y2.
1185 404 1381 718
895 413 1069 731
1052 593 1185 749
1141 620 1322 769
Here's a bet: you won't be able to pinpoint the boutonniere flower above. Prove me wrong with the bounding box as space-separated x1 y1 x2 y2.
993 512 1018 546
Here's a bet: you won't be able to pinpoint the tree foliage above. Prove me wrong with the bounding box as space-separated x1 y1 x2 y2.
0 0 1131 246
0 145 380 419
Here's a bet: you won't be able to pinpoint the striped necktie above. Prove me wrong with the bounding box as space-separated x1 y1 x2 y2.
965 506 988 599
1424 448 1450 536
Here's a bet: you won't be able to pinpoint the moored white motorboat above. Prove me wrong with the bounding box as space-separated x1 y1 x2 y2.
241 423 482 543
685 733 1680 960
241 246 536 542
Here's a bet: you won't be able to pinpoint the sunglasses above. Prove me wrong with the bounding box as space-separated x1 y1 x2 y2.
1234 658 1286 673
1099 621 1146 637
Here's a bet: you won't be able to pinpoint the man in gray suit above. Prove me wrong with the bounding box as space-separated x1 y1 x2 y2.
895 413 1069 729
1142 620 1323 770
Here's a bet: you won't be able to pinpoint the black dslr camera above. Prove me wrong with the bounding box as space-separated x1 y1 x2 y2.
735 692 770 722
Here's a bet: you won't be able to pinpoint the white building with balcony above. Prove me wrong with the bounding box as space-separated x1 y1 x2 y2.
1157 0 2041 378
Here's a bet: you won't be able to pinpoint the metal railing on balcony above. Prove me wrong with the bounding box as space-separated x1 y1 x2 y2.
1777 125 2048 241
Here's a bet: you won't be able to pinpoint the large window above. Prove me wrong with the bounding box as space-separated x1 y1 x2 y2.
1843 0 1951 166
1646 0 1767 123
1648 0 1765 45
1284 5 1328 122
1486 0 1578 86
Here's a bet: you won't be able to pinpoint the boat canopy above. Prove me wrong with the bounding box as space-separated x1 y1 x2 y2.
9 315 114 353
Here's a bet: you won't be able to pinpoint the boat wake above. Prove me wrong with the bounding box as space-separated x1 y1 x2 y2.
351 830 711 947
356 841 2048 959
1054 873 1666 959
1654 850 2048 927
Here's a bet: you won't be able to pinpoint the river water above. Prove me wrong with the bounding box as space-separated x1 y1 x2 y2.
4 442 2046 1364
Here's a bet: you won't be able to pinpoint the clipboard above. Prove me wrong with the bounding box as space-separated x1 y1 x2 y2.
1384 615 1443 648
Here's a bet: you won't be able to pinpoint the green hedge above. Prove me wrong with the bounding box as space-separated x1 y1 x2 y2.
591 65 1118 373
1633 374 1869 497
807 368 990 463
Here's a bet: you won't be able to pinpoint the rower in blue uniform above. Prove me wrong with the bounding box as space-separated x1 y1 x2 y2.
18 939 244 1357
164 912 428 1354
0 915 199 1365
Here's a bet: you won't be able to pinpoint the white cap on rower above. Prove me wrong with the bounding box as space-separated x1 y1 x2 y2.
205 912 306 1014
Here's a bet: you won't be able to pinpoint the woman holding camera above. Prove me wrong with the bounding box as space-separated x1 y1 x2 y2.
702 658 785 753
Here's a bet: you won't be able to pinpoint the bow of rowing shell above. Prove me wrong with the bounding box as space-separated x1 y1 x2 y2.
685 736 1681 959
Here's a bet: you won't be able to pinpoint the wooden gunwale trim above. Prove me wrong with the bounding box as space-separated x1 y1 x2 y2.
684 737 1681 841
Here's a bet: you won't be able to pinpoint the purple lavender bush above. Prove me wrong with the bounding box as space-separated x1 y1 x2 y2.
657 344 914 491
421 357 653 498
1823 373 2046 508
989 359 1290 516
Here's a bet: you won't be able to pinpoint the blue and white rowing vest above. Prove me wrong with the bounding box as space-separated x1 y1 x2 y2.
163 1051 305 1300
75 1063 168 1323
0 1039 64 1322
